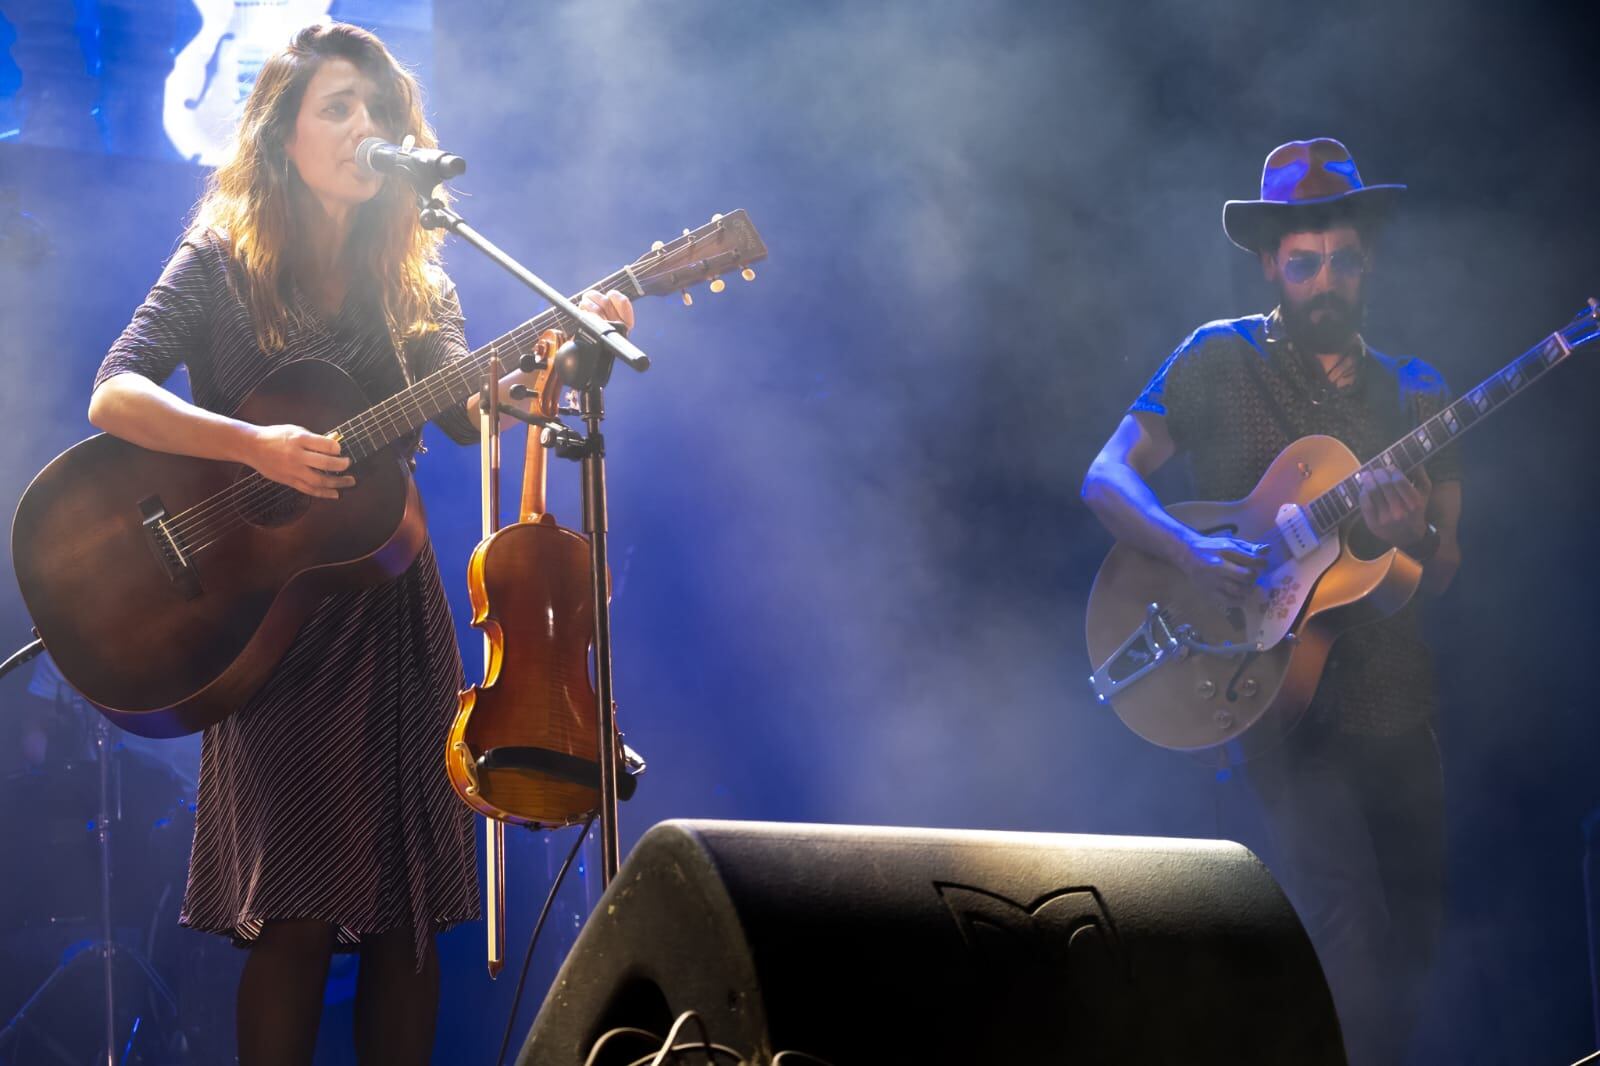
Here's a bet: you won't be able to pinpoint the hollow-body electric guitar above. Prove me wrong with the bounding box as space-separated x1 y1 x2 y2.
1085 301 1599 765
12 211 767 738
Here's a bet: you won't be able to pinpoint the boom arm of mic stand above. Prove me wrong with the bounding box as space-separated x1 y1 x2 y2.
415 190 638 887
416 197 650 373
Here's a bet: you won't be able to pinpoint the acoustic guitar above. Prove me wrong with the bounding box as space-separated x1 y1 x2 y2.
11 211 767 738
1085 300 1599 765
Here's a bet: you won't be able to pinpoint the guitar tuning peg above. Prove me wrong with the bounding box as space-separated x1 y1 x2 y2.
711 213 723 222
709 278 726 294
681 290 693 306
651 240 664 252
741 267 756 282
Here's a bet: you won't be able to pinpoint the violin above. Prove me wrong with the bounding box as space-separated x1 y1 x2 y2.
446 334 607 828
434 210 770 974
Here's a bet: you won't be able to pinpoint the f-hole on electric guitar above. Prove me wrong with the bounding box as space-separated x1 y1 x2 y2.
1085 299 1600 766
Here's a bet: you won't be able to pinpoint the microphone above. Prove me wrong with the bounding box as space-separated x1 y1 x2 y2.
355 137 466 186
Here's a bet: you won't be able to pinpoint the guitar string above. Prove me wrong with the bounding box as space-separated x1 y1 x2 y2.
165 269 654 551
163 290 601 541
164 217 764 545
169 342 535 547
191 308 1580 553
172 295 1579 552
162 262 648 540
1303 316 1597 537
163 286 609 541
179 343 539 552
172 289 608 540
165 356 476 544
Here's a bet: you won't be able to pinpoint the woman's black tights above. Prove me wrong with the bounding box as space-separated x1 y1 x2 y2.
236 919 439 1065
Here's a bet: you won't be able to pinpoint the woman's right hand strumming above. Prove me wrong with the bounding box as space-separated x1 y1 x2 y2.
89 372 353 500
246 425 355 500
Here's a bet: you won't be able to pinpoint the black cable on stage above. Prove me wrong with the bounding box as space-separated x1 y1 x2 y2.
495 815 596 1066
583 1016 833 1066
582 1024 668 1062
584 1027 670 1066
622 1044 742 1066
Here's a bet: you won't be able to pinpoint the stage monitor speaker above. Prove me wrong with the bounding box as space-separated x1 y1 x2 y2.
518 820 1344 1065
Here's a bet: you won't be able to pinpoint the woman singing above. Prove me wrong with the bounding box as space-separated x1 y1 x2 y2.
87 22 632 1064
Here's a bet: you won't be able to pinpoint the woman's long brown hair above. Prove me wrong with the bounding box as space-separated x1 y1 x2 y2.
193 21 448 355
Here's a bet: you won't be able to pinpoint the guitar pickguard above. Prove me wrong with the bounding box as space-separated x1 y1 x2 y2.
1248 536 1340 649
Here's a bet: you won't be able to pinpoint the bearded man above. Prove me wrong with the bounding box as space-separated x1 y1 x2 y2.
1081 139 1462 1065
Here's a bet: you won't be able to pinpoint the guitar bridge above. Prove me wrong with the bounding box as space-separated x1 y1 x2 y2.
139 496 201 600
1091 603 1255 705
1090 603 1180 704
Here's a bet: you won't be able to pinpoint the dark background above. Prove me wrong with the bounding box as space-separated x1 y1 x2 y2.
2 0 1598 1062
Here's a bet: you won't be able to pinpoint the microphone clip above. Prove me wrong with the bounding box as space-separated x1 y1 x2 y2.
356 137 467 196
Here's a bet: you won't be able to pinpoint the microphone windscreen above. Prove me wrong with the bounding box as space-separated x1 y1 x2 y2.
355 137 387 175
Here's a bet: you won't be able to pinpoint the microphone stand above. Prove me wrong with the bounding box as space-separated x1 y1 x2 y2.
542 336 622 886
411 178 644 887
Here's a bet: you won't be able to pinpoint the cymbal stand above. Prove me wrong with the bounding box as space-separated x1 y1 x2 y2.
0 714 175 1063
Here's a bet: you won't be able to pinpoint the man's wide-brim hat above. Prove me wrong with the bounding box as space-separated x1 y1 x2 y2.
1222 138 1404 254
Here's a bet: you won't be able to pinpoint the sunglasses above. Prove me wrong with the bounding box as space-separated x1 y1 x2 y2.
1281 248 1367 285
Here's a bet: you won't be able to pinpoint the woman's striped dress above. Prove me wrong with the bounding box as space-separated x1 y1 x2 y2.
93 229 480 965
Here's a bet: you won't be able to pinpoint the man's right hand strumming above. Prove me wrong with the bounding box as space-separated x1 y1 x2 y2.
1178 533 1269 611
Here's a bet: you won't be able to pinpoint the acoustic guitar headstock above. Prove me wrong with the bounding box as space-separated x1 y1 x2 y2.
627 209 769 306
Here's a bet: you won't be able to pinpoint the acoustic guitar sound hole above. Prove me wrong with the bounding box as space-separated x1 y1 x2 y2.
237 474 310 529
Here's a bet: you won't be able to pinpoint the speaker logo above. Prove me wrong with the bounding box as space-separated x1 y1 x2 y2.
936 883 1133 1051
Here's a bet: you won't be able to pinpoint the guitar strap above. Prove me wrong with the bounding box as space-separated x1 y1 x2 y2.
1243 340 1304 450
387 320 417 389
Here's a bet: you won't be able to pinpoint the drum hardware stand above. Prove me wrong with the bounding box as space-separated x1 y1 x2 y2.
0 711 176 1065
0 635 45 684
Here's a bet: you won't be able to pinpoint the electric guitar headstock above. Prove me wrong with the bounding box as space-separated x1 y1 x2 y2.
1568 297 1600 349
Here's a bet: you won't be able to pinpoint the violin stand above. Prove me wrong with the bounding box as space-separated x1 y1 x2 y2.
415 191 649 888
